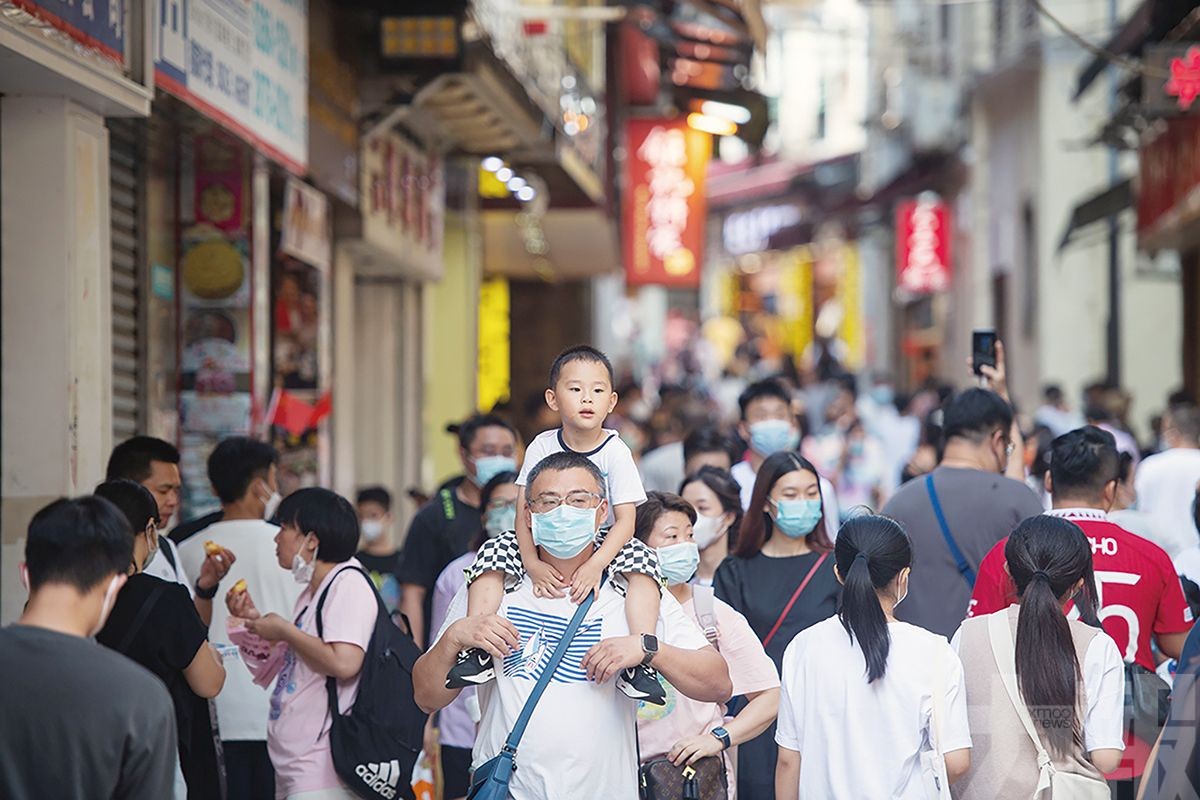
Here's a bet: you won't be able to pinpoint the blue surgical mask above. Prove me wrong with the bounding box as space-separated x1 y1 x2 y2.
871 386 895 407
771 498 823 538
657 542 700 586
484 504 517 538
531 503 597 559
749 419 799 456
473 455 517 487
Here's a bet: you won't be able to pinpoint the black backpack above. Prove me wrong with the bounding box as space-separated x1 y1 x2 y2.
315 566 428 800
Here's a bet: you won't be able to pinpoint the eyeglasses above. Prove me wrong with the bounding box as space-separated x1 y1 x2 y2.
528 490 603 514
486 498 517 512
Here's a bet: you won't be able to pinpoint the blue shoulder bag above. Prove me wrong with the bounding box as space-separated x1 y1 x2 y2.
466 582 601 800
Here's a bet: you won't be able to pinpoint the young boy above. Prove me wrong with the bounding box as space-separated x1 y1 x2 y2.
448 345 665 704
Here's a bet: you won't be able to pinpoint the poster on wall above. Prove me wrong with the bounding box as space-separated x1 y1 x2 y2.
270 179 332 498
154 0 308 173
178 133 255 517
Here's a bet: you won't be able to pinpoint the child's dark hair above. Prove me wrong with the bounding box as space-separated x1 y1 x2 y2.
276 488 361 564
1005 515 1099 756
834 515 912 683
548 345 615 388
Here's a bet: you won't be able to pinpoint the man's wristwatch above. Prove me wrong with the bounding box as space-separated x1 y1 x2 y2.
194 581 219 600
639 633 659 666
710 727 731 750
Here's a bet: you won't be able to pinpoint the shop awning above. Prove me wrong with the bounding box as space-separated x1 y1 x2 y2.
1057 178 1134 252
481 208 621 281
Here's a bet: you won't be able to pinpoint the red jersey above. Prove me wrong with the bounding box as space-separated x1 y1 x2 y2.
968 508 1193 671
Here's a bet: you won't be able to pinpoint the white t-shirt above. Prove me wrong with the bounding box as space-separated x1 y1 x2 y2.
951 613 1127 753
435 578 710 800
517 429 647 525
179 518 304 741
1176 546 1200 586
730 461 841 539
775 616 972 800
143 537 194 598
1134 448 1200 557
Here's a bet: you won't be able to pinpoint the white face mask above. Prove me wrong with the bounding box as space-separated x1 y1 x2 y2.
361 519 385 542
691 513 727 550
91 574 123 637
290 533 316 584
262 485 282 521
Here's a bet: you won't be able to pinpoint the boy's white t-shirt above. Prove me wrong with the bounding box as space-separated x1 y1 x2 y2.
178 519 304 741
516 429 647 524
775 616 972 800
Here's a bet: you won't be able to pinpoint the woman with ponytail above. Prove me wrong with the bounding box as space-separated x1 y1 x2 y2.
775 515 972 800
951 515 1125 798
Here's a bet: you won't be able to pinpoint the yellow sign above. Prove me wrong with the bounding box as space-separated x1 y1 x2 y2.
836 245 865 370
478 277 511 411
781 247 814 359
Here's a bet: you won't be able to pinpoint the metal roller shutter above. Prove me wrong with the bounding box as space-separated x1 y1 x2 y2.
109 119 142 441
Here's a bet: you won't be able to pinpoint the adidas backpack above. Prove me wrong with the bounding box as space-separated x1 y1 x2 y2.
316 566 428 800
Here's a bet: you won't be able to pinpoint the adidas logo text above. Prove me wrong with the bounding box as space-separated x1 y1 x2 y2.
356 759 401 799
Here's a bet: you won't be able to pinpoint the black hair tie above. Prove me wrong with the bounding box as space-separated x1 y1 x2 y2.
1031 569 1051 582
854 552 869 565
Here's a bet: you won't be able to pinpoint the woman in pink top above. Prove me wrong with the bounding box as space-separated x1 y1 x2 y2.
635 491 780 799
227 487 378 800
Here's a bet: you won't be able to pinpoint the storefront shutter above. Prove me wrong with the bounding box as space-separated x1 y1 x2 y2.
109 119 142 441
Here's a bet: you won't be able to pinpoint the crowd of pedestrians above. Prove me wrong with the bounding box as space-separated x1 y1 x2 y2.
4 339 1200 800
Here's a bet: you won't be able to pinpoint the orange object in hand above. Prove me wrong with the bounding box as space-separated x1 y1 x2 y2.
232 579 248 594
204 540 222 556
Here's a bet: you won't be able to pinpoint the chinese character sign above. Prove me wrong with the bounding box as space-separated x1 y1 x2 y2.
895 199 951 294
155 0 308 173
624 119 710 288
360 130 445 280
12 0 125 63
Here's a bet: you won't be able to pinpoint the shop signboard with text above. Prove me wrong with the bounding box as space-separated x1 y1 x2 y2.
623 118 710 288
11 0 125 64
360 130 446 279
895 198 951 294
155 0 308 173
1139 117 1200 239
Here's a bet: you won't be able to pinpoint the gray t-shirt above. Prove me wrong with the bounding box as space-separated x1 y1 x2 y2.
0 625 177 799
881 467 1044 637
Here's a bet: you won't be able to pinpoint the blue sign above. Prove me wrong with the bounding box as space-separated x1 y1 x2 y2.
15 0 125 62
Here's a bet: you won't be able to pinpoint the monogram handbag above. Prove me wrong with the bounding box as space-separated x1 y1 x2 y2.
639 756 727 800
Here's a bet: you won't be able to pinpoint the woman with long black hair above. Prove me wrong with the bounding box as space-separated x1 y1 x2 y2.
952 515 1124 798
714 452 841 799
775 515 971 799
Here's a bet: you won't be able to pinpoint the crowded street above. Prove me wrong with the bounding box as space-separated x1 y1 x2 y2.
4 0 1200 799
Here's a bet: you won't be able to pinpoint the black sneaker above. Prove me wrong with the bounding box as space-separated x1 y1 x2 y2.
617 664 666 705
446 647 496 689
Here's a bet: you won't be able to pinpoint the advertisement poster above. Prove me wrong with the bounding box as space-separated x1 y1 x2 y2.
155 0 308 173
11 0 125 64
178 133 255 517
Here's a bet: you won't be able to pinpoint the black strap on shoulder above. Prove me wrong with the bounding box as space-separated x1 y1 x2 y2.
117 583 168 652
313 566 389 717
159 539 178 571
440 488 457 522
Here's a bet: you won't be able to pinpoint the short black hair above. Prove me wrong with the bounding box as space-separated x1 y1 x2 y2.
1050 426 1120 499
548 344 615 388
25 496 133 592
683 426 736 465
942 388 1013 442
456 414 517 451
634 491 698 543
106 436 180 482
737 379 791 420
1043 385 1064 403
207 437 279 505
1170 404 1200 444
276 487 361 563
94 479 159 532
356 486 392 512
525 451 605 499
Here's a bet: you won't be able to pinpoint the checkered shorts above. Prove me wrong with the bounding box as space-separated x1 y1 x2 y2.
464 529 661 595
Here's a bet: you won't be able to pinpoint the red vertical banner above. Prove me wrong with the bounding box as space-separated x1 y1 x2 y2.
624 118 710 288
895 198 951 294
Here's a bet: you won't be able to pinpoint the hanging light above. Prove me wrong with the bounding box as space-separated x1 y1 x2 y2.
481 156 504 172
495 167 514 182
517 186 536 202
507 176 527 191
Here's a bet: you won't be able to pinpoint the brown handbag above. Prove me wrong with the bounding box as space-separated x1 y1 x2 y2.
639 756 728 800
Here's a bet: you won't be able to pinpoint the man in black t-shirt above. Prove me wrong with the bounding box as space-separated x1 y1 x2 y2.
399 414 519 646
0 497 177 800
356 485 405 619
